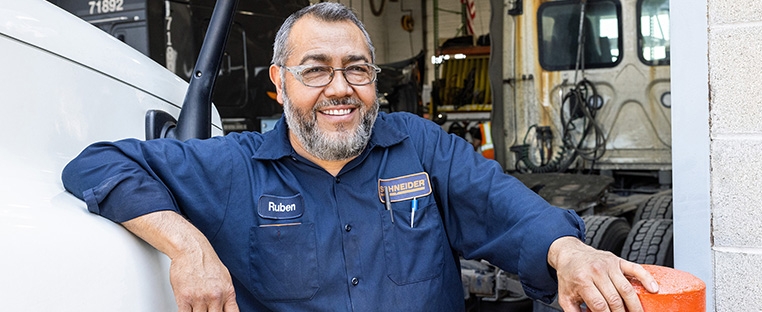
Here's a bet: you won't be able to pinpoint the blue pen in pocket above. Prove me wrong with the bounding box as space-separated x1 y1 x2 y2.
410 197 418 228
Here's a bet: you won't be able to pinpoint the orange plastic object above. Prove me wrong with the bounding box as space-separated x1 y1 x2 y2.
629 264 706 311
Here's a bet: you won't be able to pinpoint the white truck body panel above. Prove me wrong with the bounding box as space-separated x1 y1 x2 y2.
0 1 223 310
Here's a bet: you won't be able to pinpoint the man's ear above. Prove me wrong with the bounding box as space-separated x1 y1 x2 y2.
269 64 284 105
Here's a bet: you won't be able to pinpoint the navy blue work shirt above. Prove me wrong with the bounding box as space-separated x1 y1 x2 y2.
62 112 584 311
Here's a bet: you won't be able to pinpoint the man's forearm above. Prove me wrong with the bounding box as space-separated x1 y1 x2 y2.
122 210 239 311
121 210 212 260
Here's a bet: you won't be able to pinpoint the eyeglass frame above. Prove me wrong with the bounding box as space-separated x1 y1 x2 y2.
279 63 381 88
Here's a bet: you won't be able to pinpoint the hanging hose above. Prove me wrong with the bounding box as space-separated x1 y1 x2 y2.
573 0 588 83
511 79 606 173
560 78 607 163
510 125 577 174
509 0 606 173
510 144 576 174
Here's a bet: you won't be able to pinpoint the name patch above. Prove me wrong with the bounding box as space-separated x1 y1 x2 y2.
258 194 304 220
378 172 432 203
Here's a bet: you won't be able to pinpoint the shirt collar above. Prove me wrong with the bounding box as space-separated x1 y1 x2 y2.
252 112 408 160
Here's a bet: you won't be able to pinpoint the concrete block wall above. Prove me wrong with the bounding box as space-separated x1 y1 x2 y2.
707 0 762 310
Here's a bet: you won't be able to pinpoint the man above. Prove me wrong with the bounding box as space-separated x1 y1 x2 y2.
62 3 657 312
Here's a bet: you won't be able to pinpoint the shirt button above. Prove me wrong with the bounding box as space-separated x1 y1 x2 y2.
344 224 352 232
335 177 341 183
351 277 359 286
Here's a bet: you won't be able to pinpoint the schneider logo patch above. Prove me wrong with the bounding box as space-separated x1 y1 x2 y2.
378 172 432 203
258 194 304 219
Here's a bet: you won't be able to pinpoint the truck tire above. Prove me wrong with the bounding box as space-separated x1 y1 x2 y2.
633 192 673 222
620 219 673 267
581 215 630 256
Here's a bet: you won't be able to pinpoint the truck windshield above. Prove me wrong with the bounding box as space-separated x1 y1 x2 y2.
639 0 670 65
538 0 621 71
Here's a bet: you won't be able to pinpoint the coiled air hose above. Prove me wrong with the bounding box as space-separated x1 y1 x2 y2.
510 79 606 173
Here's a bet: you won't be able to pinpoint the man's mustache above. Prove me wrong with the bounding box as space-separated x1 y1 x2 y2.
313 97 363 111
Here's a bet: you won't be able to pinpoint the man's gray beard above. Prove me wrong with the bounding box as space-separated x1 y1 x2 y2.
282 89 379 161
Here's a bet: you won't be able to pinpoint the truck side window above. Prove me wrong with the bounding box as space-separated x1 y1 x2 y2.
638 0 670 65
538 0 621 71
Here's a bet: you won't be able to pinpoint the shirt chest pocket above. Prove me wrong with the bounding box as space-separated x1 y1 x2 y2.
249 223 319 301
380 201 445 285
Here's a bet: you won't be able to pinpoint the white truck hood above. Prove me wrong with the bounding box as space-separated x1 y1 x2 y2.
0 1 222 310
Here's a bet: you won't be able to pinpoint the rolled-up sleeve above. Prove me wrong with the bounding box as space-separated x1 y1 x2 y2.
62 140 179 223
61 137 234 235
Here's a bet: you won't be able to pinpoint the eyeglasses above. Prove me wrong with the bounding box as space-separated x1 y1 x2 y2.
280 63 381 87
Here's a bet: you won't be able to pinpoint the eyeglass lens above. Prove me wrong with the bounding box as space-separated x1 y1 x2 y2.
300 65 376 87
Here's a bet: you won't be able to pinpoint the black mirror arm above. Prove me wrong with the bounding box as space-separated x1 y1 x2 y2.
168 0 240 141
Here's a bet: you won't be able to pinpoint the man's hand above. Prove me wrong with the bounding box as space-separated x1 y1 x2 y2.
168 245 239 312
547 236 659 312
122 211 239 312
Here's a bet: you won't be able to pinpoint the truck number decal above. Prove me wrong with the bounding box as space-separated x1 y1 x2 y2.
88 0 124 15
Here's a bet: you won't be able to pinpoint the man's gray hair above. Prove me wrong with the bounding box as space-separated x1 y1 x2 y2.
271 2 375 66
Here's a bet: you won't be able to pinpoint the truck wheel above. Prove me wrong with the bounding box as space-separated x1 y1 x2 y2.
581 215 630 256
634 192 673 222
620 219 673 267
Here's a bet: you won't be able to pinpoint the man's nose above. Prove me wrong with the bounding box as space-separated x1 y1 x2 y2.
323 71 354 98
